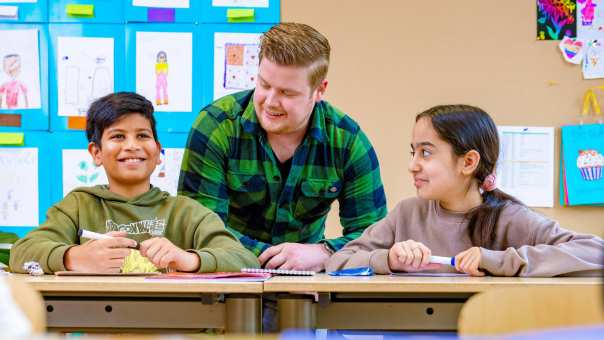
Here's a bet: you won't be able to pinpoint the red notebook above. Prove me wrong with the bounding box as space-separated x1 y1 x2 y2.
146 271 271 281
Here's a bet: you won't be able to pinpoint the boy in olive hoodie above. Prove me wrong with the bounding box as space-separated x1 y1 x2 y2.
10 92 259 274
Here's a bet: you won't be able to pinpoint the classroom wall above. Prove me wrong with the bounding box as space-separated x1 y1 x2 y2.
282 0 604 237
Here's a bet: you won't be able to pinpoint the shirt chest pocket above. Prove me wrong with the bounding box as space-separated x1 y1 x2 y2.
226 171 267 209
294 178 341 220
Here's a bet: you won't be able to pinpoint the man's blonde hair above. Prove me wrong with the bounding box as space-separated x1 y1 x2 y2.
259 23 330 89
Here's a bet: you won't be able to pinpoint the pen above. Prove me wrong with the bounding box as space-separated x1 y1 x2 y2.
77 229 140 250
430 255 455 267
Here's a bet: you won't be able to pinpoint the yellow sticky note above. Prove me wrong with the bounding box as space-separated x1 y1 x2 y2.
66 4 94 17
0 132 24 146
227 8 255 23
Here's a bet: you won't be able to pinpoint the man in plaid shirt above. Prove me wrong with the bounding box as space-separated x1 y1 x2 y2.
179 23 386 272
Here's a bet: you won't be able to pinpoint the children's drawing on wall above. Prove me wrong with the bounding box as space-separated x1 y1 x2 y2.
150 148 184 195
578 0 603 42
0 148 38 227
155 51 168 106
62 149 108 197
214 32 261 100
577 149 603 181
583 40 604 78
0 29 41 110
212 0 269 7
57 37 114 117
536 0 577 40
132 0 189 8
136 31 192 112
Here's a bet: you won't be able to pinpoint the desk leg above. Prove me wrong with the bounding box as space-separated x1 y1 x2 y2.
278 294 315 330
225 294 261 334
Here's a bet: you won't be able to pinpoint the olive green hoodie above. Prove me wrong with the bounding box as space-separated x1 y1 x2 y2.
10 185 259 274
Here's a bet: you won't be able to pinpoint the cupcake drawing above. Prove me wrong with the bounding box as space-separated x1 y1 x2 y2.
576 149 603 181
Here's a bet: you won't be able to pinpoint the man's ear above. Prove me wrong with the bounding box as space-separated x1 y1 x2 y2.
88 142 102 167
461 149 481 176
313 79 328 102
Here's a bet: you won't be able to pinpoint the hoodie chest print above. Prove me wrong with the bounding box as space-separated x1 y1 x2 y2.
105 218 166 236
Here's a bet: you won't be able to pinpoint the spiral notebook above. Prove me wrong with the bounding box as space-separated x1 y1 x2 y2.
241 268 316 276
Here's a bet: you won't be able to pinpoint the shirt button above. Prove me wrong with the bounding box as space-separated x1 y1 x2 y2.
330 186 338 193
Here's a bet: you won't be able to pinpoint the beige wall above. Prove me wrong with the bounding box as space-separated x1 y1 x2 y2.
282 0 604 237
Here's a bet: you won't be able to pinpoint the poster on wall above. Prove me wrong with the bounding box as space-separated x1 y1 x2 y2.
136 31 193 112
0 29 41 110
57 37 114 117
0 148 38 227
537 0 577 40
577 0 603 43
213 32 261 100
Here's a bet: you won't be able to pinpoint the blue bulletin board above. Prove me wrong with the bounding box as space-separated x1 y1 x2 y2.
125 0 201 23
202 23 273 103
50 131 189 204
0 132 52 238
48 24 126 131
0 23 49 131
200 0 280 24
125 23 204 132
48 0 124 24
0 0 48 23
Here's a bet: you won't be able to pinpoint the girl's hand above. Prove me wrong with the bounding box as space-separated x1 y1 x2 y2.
139 237 200 272
388 239 441 272
455 247 485 276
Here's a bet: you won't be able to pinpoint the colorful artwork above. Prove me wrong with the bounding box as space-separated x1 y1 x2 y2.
577 0 604 42
583 40 604 79
62 149 107 196
537 0 577 40
576 149 603 180
155 51 168 106
213 32 261 100
0 29 41 110
559 36 587 63
0 148 38 227
224 43 259 90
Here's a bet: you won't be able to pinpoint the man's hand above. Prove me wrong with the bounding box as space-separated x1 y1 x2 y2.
64 231 137 273
388 239 441 272
139 237 200 272
454 247 485 276
258 243 331 271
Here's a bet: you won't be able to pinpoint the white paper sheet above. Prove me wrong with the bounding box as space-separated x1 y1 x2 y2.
62 148 184 197
0 29 41 109
62 149 108 196
132 0 189 8
212 0 268 8
0 148 38 227
496 126 555 207
0 6 18 18
57 37 114 117
583 41 604 79
136 31 193 112
577 0 604 43
213 32 261 100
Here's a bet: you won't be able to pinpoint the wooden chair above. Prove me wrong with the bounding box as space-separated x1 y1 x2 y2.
458 285 604 335
6 277 46 334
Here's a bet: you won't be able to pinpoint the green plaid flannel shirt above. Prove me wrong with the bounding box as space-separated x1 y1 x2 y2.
178 90 387 256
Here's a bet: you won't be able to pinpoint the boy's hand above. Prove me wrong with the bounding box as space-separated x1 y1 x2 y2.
454 247 485 276
388 240 441 272
139 237 200 272
64 231 137 273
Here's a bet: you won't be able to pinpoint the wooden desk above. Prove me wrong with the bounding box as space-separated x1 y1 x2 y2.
264 274 603 331
12 274 263 334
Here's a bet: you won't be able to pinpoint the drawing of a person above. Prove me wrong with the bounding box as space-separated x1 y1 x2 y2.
0 54 29 109
155 51 168 105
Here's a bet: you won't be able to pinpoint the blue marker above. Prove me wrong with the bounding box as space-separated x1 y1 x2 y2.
430 255 455 267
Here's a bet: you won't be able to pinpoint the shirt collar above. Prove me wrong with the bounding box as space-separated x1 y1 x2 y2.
240 92 327 143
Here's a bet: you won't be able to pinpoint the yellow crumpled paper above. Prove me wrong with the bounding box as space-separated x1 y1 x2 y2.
121 249 158 273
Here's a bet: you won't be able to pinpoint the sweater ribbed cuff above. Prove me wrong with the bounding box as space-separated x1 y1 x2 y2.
48 245 74 273
191 250 217 273
479 247 506 274
369 249 392 274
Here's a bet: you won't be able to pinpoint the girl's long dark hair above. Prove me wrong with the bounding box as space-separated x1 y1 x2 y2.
416 105 522 248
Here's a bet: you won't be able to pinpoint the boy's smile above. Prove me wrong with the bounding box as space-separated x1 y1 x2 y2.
89 113 161 198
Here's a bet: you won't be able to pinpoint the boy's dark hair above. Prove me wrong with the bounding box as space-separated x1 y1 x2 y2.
416 105 522 248
86 92 158 146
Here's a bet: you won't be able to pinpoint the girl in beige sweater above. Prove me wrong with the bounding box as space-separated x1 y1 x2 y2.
326 105 603 277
